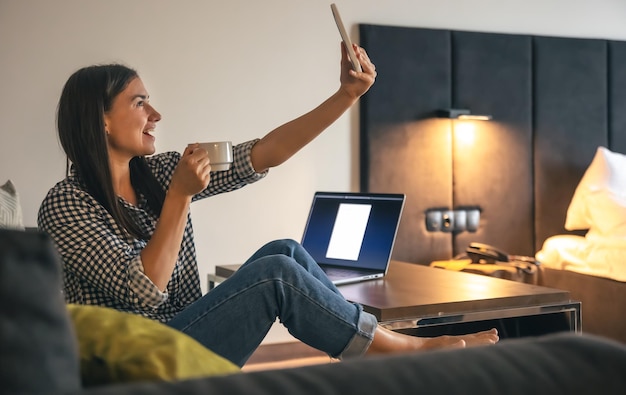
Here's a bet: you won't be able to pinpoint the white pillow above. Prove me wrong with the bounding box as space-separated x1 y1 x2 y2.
0 180 24 230
564 147 626 231
584 189 626 238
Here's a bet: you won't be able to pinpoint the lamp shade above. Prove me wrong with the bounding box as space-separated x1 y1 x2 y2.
437 109 492 120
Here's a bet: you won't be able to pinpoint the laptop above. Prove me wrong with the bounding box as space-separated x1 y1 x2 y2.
301 191 405 285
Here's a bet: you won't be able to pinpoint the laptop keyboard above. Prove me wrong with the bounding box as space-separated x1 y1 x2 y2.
324 267 368 278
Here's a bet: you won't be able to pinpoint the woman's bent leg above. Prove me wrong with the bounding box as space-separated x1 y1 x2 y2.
166 252 377 367
241 239 340 293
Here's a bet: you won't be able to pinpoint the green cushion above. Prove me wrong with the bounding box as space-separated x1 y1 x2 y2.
67 304 240 387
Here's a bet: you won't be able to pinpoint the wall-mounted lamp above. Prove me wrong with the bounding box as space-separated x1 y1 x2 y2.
436 108 492 121
425 108 492 235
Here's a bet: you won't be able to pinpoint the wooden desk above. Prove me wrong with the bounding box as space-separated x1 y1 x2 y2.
208 260 581 338
339 261 580 336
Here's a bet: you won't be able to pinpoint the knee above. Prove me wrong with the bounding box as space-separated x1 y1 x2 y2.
248 254 303 280
250 239 317 274
261 238 302 255
269 238 300 249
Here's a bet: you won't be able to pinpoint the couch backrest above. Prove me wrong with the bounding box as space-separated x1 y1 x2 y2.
0 229 81 393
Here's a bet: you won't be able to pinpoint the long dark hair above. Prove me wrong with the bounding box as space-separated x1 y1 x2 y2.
57 64 165 239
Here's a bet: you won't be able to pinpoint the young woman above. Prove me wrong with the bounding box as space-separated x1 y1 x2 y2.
38 44 498 367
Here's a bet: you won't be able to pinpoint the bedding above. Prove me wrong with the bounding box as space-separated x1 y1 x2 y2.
565 146 626 233
536 234 626 282
537 146 626 283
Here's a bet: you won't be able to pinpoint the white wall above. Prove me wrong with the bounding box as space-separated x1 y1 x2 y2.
2 0 626 343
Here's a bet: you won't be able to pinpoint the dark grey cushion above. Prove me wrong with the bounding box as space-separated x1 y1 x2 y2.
0 229 81 393
76 333 626 395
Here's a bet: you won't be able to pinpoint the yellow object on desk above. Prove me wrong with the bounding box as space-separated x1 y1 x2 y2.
430 259 537 284
430 259 473 271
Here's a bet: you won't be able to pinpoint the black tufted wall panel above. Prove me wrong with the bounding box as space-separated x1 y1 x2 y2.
360 24 626 264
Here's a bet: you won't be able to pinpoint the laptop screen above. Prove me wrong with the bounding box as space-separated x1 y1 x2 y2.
301 192 405 271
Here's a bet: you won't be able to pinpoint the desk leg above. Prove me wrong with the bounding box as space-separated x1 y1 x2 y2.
207 273 228 291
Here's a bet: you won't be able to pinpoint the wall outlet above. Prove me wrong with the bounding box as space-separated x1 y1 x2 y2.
441 210 454 232
425 208 480 233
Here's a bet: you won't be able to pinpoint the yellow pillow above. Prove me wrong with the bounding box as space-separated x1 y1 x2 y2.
66 304 239 387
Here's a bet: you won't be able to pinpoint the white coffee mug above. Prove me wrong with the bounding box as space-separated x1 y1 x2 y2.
192 141 233 171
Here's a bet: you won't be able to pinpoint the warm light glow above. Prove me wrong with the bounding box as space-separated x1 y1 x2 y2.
463 276 502 297
458 114 492 121
453 121 476 146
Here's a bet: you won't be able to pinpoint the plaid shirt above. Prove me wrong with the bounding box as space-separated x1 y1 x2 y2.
38 139 266 322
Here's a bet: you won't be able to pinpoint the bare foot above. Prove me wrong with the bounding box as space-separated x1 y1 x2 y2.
366 327 498 355
416 328 499 351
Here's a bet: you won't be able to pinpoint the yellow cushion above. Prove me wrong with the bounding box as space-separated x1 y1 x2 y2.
66 304 240 387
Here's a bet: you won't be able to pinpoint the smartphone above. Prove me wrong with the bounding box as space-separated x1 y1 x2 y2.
330 3 362 72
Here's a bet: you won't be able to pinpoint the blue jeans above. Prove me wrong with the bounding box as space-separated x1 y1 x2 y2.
166 239 378 367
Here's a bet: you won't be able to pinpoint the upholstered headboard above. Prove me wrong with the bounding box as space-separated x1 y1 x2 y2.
359 24 626 265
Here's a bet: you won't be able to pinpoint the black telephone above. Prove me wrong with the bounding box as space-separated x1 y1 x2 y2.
458 243 540 279
466 242 509 263
465 242 540 266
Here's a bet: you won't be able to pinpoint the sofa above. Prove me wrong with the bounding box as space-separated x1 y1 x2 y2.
2 228 626 395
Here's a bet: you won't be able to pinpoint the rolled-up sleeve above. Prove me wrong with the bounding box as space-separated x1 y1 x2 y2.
128 256 169 308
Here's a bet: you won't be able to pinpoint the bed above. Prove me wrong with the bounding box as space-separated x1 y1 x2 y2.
358 24 626 343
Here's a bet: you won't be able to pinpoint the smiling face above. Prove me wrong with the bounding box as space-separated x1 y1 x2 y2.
103 77 161 163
